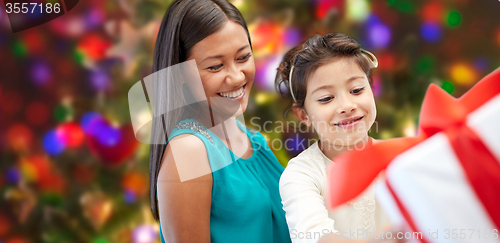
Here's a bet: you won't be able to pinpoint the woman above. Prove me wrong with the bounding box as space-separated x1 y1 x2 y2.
148 0 292 242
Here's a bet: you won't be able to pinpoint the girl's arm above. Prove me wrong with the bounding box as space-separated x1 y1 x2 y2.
279 161 336 243
157 134 212 243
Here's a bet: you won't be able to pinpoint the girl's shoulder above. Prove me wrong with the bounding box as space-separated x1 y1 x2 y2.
280 141 326 189
286 141 326 170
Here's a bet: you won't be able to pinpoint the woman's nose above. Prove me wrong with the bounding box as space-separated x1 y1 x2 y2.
336 94 357 114
225 63 245 85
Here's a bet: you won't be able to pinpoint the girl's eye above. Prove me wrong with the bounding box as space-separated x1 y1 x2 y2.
238 53 251 61
351 87 365 94
318 96 333 103
207 64 223 71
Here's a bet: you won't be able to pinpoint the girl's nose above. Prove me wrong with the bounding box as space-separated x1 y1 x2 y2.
336 94 357 114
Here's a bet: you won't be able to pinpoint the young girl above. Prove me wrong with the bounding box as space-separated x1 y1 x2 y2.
149 0 291 242
275 33 392 242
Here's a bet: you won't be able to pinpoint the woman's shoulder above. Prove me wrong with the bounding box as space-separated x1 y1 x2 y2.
167 132 207 149
164 132 210 165
161 133 212 183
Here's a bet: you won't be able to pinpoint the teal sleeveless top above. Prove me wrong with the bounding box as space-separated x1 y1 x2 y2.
158 119 291 243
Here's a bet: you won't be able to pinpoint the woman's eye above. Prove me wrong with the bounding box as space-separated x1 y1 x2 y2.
318 96 333 103
207 64 223 71
351 87 365 94
238 53 251 61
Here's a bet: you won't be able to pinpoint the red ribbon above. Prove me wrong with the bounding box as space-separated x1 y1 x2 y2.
327 67 500 227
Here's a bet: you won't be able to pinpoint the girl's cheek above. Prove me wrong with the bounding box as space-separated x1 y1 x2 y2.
313 114 330 127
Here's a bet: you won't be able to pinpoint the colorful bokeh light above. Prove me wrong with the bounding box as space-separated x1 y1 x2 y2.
85 116 123 147
132 225 157 243
441 80 454 94
473 58 489 73
420 22 442 43
346 0 370 22
283 28 302 47
5 168 21 184
30 61 52 86
377 52 395 71
43 130 66 156
56 122 85 148
122 172 148 197
7 124 33 151
90 69 110 91
81 112 103 133
76 34 111 60
53 103 75 122
368 22 391 48
446 10 462 27
284 133 307 156
85 8 106 28
450 63 476 86
372 75 383 98
316 0 343 19
124 189 136 204
422 2 444 23
415 55 436 76
364 15 391 48
12 40 27 57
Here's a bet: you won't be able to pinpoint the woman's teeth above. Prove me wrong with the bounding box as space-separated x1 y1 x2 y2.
218 86 244 98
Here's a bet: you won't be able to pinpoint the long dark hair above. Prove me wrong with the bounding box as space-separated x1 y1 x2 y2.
149 0 252 221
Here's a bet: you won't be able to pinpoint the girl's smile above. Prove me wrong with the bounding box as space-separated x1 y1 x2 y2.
333 115 364 129
299 57 377 146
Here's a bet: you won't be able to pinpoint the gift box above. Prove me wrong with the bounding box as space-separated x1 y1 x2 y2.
326 68 500 243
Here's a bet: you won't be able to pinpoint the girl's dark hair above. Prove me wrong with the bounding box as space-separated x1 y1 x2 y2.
149 0 251 221
275 32 375 115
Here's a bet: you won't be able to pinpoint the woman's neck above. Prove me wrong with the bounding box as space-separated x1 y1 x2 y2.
213 116 251 158
318 135 372 161
193 114 244 144
221 116 240 138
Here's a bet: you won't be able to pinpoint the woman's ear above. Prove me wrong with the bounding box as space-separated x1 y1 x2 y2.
292 106 311 127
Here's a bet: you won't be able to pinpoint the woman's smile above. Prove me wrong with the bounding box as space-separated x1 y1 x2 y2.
217 83 247 100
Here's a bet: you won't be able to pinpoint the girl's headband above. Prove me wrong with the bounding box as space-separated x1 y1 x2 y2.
288 49 378 102
288 65 297 101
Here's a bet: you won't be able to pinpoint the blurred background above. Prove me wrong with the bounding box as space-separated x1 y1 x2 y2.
0 0 499 242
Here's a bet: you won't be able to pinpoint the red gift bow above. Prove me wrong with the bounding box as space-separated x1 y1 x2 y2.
327 67 500 229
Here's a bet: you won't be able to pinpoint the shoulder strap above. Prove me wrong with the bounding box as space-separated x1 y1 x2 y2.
172 120 215 145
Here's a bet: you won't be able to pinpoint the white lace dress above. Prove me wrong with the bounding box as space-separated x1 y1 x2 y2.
279 141 391 243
